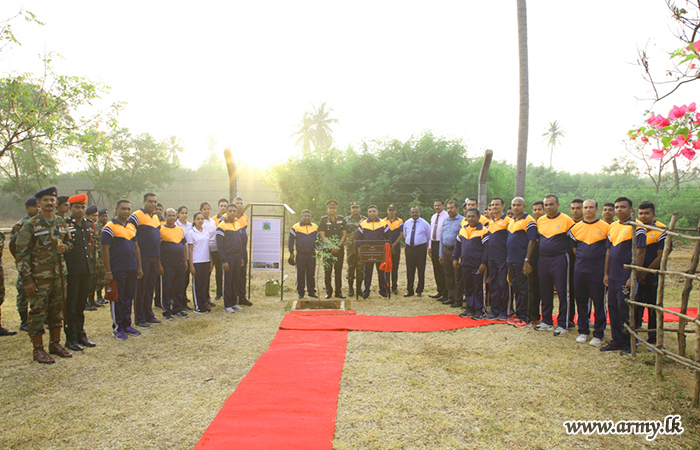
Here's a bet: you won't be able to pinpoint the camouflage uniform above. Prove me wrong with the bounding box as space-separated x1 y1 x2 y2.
10 215 32 320
344 213 366 294
90 220 106 294
15 215 73 338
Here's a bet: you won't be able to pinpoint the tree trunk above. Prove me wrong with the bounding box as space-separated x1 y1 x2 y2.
514 0 529 198
478 150 493 213
224 148 238 200
672 157 680 192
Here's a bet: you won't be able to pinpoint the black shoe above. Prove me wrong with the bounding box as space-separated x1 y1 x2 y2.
429 293 441 299
78 336 96 347
163 314 174 321
459 311 472 318
379 292 388 298
404 292 414 298
182 306 193 312
207 301 216 307
416 292 423 297
174 312 189 318
147 317 162 325
240 298 253 306
600 343 623 353
66 341 84 351
348 287 355 297
392 289 399 295
135 321 151 329
194 309 211 314
298 294 304 300
85 304 97 311
19 323 29 332
215 296 223 301
362 292 370 299
0 327 17 336
451 301 463 308
325 293 333 299
441 298 453 305
308 294 318 299
335 293 346 299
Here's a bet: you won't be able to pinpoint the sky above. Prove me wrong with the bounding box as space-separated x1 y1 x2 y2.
1 1 692 173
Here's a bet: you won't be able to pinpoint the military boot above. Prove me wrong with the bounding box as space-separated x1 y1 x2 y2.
347 281 354 298
32 335 55 364
48 328 72 358
19 310 29 332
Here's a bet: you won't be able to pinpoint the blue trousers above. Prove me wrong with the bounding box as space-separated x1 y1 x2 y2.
635 276 658 343
461 265 485 313
296 253 316 296
607 278 631 348
135 255 157 324
488 259 508 317
110 270 137 332
574 270 606 339
223 253 243 308
363 262 387 296
162 262 186 316
507 262 529 321
538 253 571 327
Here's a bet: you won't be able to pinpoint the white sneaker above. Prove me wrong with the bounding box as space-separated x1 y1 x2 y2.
553 326 568 336
589 337 604 347
576 334 588 343
233 305 244 311
535 322 554 332
224 307 235 313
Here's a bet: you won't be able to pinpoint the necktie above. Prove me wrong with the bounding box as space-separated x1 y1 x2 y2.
410 220 416 246
432 215 438 241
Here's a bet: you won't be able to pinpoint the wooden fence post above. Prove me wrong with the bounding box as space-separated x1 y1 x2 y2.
679 219 700 358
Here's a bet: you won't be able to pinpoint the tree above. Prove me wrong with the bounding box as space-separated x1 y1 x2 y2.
542 120 565 168
292 102 339 153
1 9 43 55
78 127 176 204
0 137 58 200
166 136 184 167
514 0 529 198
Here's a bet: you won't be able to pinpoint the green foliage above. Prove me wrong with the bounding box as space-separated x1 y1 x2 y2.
77 128 176 203
293 102 339 153
0 139 58 200
316 235 340 269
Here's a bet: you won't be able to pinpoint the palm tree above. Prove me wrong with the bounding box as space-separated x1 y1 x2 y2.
542 120 565 168
293 102 338 153
293 113 315 153
166 136 184 166
514 0 529 198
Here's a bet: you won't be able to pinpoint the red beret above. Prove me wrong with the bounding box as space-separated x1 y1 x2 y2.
68 193 88 205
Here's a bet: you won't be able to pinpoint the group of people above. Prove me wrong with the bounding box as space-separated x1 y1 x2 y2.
290 196 665 355
0 189 253 364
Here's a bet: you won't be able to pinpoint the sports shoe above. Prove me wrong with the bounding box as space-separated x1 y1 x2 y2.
174 311 189 318
459 311 472 319
472 312 487 320
124 326 141 335
224 307 235 313
378 292 388 298
576 334 588 343
163 314 174 321
485 315 498 320
496 315 509 321
553 326 568 336
513 318 528 328
535 322 554 331
600 342 624 353
589 337 604 347
182 306 193 312
308 294 318 299
147 317 162 325
233 305 243 311
114 330 128 340
506 317 518 326
194 309 210 314
135 321 151 329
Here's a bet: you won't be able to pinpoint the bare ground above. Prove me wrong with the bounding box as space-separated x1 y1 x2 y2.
0 244 698 449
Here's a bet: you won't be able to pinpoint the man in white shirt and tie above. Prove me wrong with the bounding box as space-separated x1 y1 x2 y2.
403 206 431 297
429 200 449 300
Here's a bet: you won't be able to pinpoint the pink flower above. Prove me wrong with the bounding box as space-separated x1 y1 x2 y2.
676 134 688 146
668 105 688 119
692 64 697 69
641 136 649 142
647 114 670 128
651 149 665 159
694 41 700 53
680 147 697 160
694 140 700 149
690 102 697 112
671 138 679 146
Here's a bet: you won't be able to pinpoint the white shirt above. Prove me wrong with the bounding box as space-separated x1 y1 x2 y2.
202 217 218 252
176 219 193 259
428 210 449 249
187 226 211 263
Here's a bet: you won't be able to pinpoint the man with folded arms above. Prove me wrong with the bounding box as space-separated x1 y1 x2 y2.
454 208 489 319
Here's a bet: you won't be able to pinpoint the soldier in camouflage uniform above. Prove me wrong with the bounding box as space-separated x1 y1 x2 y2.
15 187 74 364
86 205 107 308
344 202 366 297
9 196 39 331
0 231 17 336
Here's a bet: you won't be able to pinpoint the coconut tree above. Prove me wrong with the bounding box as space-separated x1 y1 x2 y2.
543 120 565 168
293 102 338 153
166 135 184 166
514 0 529 198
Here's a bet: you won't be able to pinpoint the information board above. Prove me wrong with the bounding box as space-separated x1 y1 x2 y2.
251 218 281 271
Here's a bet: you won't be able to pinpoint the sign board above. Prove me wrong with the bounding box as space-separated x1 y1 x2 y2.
359 241 387 263
251 218 281 271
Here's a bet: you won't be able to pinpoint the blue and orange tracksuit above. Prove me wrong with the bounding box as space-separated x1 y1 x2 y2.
216 218 244 308
356 218 389 296
289 221 318 296
537 212 575 327
453 223 489 314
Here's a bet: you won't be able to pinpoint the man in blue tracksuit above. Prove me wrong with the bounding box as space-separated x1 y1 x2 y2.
356 205 390 299
289 210 318 299
216 203 244 313
453 208 489 319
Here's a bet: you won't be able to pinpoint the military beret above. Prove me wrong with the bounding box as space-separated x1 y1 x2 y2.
98 208 109 215
326 200 338 207
24 196 37 207
350 201 360 208
387 203 397 210
86 205 98 215
57 195 70 204
68 193 88 205
34 186 58 199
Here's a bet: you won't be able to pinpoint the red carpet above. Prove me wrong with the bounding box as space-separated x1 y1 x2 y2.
194 329 347 450
280 313 506 332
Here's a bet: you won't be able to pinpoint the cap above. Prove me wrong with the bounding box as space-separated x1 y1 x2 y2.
350 201 360 208
68 193 88 205
57 195 70 204
98 208 109 215
86 205 98 215
24 196 37 207
387 203 397 210
326 200 338 207
34 186 58 199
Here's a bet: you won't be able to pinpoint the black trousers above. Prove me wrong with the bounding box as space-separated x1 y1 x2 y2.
568 251 577 324
211 250 223 299
192 262 211 311
324 248 345 295
390 245 401 290
239 252 248 300
405 244 427 294
441 245 462 301
508 262 529 321
528 260 541 322
65 273 93 342
430 242 446 296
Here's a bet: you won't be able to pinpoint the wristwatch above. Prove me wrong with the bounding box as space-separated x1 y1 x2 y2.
524 258 529 262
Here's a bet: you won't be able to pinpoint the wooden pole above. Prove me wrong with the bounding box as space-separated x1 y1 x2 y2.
223 148 238 201
695 291 700 405
630 219 638 357
678 219 700 358
656 213 676 379
478 150 493 214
